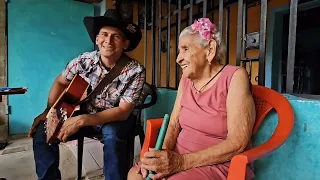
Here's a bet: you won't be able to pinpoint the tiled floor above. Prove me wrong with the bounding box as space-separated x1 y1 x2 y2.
0 135 142 180
0 135 78 180
67 136 142 177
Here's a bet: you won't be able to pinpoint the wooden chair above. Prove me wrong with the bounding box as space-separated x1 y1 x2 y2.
75 82 157 180
139 85 295 180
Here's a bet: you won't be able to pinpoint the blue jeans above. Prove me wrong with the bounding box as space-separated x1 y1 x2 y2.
32 118 134 180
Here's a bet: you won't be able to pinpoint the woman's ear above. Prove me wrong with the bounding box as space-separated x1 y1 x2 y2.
206 40 217 64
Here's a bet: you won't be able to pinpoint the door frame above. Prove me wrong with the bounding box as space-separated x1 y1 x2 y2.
266 0 320 92
0 0 9 141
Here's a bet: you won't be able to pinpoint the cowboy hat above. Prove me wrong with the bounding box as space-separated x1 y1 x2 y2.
83 9 142 52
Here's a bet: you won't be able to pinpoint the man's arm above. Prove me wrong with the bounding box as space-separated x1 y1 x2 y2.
47 56 82 108
80 69 146 126
46 75 70 109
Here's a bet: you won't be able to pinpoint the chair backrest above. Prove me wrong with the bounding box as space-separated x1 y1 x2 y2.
127 82 157 169
252 86 274 134
251 84 294 145
142 88 177 132
135 82 158 110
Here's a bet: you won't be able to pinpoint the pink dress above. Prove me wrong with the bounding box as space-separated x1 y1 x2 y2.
167 65 254 180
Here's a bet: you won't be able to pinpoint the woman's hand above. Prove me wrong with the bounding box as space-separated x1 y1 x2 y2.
134 161 148 178
141 149 185 180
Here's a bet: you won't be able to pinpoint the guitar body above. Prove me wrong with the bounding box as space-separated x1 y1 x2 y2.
45 74 89 144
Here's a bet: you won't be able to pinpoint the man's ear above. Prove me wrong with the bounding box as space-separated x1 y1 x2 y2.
124 39 130 50
95 35 99 45
206 40 217 64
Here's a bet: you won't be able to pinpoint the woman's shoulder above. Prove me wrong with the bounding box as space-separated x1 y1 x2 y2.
221 64 247 90
224 64 242 72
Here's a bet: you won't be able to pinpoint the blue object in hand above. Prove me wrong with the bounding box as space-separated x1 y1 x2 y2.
146 114 170 180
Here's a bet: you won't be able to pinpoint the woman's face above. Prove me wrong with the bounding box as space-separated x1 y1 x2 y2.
176 34 211 79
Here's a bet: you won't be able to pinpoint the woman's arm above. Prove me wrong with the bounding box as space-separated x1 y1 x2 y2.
162 78 184 151
181 68 256 170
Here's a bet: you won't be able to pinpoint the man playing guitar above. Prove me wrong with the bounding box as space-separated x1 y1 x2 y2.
28 9 145 180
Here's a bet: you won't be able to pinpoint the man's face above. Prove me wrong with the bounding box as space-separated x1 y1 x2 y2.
95 26 129 58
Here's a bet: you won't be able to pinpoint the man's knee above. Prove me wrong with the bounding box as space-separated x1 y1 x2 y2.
100 120 132 142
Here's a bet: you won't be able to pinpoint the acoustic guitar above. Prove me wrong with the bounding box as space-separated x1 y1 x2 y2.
44 54 132 144
45 74 89 144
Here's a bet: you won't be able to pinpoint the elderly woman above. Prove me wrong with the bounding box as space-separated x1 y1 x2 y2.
128 18 256 180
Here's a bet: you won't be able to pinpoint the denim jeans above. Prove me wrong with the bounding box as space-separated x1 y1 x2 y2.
32 117 134 180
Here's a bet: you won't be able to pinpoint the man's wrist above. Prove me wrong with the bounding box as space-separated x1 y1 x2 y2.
77 114 87 128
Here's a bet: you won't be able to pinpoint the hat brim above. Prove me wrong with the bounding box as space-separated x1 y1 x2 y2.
83 16 141 52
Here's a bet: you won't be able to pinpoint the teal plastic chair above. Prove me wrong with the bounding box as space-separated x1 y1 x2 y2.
142 88 177 133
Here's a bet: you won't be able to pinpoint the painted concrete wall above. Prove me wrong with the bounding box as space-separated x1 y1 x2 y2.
144 89 320 179
253 95 320 179
0 0 8 140
7 0 94 134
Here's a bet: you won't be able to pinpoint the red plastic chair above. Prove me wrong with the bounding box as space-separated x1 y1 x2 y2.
140 85 294 180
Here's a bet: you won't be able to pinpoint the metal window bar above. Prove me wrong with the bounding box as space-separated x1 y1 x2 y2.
151 0 156 85
241 2 247 69
258 0 268 86
189 0 194 25
143 0 147 69
225 6 230 64
286 0 298 93
157 0 162 87
203 0 207 17
236 0 243 66
150 0 274 90
219 0 223 33
166 0 171 88
175 0 182 88
161 1 236 32
162 0 204 20
211 0 214 22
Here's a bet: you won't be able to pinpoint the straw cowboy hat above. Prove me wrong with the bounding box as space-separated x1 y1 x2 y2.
83 9 142 52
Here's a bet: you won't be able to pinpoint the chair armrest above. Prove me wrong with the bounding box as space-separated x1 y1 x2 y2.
140 118 164 160
228 115 294 180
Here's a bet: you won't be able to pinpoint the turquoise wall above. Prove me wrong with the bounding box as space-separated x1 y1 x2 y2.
7 0 94 134
144 90 320 179
253 95 320 180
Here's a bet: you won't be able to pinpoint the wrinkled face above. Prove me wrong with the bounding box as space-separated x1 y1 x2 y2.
96 26 129 58
176 34 209 79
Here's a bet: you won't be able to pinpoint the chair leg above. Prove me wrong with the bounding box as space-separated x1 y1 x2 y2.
77 136 84 180
138 125 145 148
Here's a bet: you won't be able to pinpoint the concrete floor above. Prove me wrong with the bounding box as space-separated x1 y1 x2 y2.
0 134 141 180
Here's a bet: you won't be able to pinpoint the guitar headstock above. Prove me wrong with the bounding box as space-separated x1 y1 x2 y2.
45 106 68 143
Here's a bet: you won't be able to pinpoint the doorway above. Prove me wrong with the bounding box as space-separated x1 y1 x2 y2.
267 0 320 98
281 5 320 94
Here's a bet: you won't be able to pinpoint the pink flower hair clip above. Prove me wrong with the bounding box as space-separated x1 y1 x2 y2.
191 18 217 41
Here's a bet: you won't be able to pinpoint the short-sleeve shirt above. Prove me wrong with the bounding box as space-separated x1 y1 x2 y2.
61 50 145 114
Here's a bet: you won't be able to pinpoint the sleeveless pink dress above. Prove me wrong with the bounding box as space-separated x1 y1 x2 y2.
167 65 254 180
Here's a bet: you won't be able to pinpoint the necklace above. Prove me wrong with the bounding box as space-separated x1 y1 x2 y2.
192 65 227 94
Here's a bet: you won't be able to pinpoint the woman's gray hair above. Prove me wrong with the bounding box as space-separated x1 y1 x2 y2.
179 26 226 62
